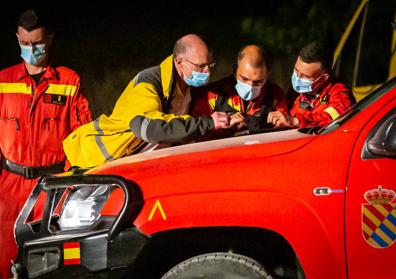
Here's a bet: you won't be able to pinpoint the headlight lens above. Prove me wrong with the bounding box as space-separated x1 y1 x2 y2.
58 184 115 231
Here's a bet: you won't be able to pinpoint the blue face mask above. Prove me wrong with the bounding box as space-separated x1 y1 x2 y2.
20 44 47 66
185 71 210 87
235 80 263 101
291 70 314 93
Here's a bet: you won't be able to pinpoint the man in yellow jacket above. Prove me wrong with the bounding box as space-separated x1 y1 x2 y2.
64 34 235 168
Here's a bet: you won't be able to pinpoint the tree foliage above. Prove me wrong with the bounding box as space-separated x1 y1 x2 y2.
241 0 359 56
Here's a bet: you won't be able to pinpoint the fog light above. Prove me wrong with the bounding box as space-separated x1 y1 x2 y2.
28 247 60 278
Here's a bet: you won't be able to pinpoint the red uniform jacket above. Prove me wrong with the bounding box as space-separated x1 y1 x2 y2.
192 75 288 133
0 63 92 166
290 80 356 128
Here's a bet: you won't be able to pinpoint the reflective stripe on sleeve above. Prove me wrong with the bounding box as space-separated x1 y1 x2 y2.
93 118 114 162
141 118 151 142
324 106 340 120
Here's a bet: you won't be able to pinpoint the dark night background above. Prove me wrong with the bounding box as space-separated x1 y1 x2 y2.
1 0 394 117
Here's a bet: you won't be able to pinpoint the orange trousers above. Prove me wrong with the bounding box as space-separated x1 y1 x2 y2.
0 171 37 279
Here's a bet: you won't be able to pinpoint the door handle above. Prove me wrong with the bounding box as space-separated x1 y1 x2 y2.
313 187 344 196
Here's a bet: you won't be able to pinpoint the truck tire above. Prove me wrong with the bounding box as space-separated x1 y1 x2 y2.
161 252 273 279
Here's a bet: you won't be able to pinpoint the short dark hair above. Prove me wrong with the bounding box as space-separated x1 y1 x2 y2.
17 9 52 33
298 41 333 72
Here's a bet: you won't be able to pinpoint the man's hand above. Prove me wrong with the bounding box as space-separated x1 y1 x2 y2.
267 110 300 128
211 112 231 129
267 111 289 127
230 112 247 130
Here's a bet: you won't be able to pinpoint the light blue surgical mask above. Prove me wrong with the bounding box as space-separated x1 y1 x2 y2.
20 44 47 66
291 70 313 93
185 71 210 87
235 80 263 101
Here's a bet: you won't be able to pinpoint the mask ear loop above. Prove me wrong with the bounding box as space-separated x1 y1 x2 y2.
311 73 329 92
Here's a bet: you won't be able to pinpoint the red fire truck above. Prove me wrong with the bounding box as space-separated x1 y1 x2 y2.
12 74 395 278
11 0 396 277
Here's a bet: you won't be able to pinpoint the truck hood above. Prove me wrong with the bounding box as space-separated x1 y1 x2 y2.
88 129 315 174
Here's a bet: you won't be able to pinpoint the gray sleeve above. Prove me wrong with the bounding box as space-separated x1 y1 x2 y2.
130 115 215 144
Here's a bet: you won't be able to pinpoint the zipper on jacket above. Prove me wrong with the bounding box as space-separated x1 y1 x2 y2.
0 117 20 131
43 118 60 130
23 76 33 109
29 76 35 109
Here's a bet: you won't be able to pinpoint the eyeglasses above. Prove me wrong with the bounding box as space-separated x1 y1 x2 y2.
183 58 216 71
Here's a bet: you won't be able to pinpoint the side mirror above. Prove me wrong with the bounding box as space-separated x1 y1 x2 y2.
367 114 396 158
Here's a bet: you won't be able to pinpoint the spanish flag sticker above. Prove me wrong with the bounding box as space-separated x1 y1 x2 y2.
63 242 81 265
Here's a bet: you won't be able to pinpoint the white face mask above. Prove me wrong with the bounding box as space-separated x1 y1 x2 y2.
20 44 47 66
235 80 263 101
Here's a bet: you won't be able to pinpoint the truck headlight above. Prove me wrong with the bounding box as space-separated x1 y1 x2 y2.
58 184 115 231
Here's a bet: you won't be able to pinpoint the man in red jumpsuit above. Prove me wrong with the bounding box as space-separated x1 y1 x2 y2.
0 9 92 278
267 41 356 128
192 45 288 137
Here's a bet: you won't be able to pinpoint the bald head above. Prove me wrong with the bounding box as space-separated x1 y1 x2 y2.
173 34 211 61
236 45 269 86
173 34 213 82
237 45 270 69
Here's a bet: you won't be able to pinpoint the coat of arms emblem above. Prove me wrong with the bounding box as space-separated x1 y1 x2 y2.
362 186 396 248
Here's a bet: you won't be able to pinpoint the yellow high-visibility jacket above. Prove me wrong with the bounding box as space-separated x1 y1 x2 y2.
63 55 214 168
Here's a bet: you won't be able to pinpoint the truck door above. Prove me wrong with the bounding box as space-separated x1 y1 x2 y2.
345 94 396 278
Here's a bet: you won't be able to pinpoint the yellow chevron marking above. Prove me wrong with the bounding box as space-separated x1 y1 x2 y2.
148 199 167 221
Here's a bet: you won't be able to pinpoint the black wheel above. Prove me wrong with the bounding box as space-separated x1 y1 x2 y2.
161 252 273 279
